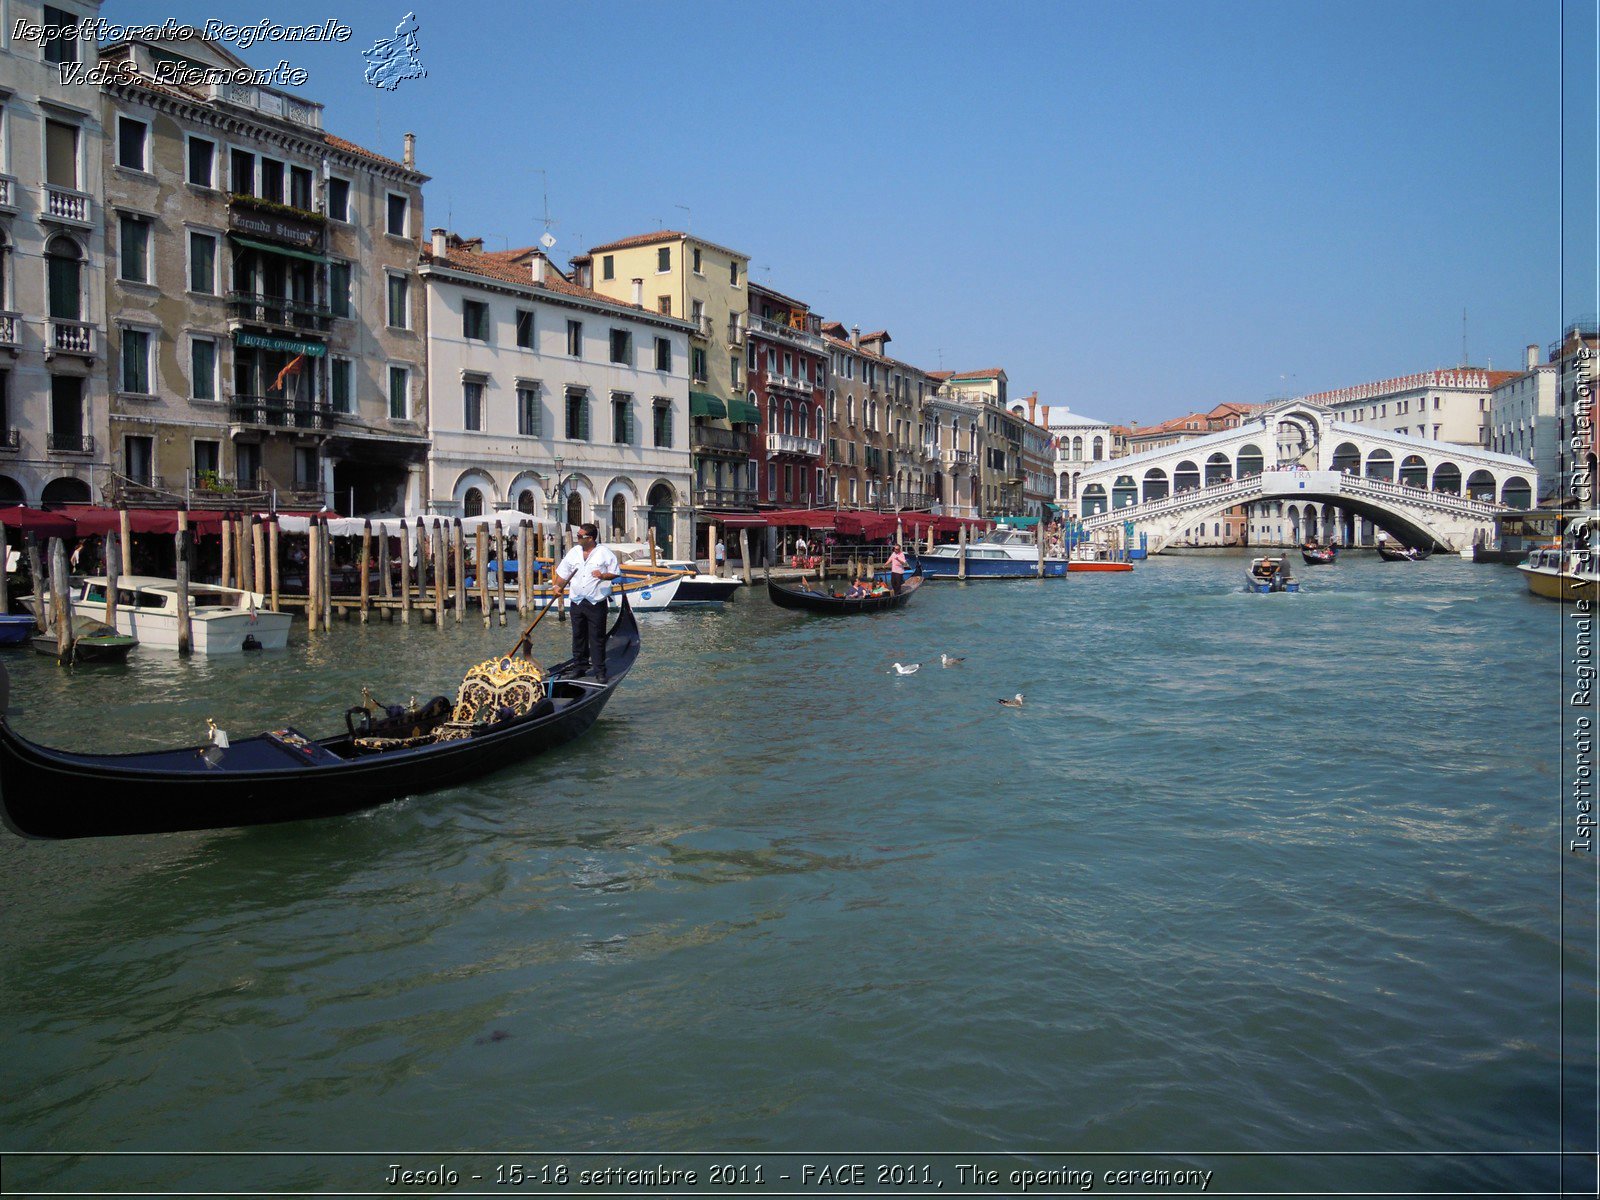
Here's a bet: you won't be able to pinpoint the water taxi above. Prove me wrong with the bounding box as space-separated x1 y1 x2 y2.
917 528 1068 578
52 577 292 654
1245 556 1299 593
1517 545 1597 603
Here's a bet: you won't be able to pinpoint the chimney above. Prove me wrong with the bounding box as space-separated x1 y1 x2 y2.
1041 404 1049 426
1526 343 1538 370
532 254 546 285
402 132 416 170
632 278 643 306
430 227 446 257
1027 392 1037 423
851 325 861 348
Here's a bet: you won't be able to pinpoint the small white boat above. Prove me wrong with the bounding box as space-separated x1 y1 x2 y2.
613 544 741 606
1244 556 1299 594
917 528 1069 578
526 571 684 612
63 576 292 654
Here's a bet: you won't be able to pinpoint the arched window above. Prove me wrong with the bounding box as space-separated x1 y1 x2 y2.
784 400 794 435
1072 435 1083 459
462 487 484 517
799 405 809 438
611 494 627 538
517 489 536 514
768 396 778 432
1092 436 1104 460
566 492 583 528
0 229 9 309
827 389 836 421
47 235 83 321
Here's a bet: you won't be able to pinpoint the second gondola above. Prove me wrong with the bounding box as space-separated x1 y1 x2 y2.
767 567 924 614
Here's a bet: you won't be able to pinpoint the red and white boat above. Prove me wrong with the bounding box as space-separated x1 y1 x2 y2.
1068 542 1133 573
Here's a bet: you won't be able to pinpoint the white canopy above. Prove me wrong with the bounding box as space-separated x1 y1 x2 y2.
258 511 557 537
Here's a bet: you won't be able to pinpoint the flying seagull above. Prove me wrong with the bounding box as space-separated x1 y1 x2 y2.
891 662 921 675
998 693 1024 708
940 653 965 667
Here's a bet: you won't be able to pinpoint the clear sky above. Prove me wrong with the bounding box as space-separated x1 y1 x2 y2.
105 0 1596 426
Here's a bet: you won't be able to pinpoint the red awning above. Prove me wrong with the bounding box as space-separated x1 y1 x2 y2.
0 505 76 537
705 512 769 529
763 508 841 531
53 506 227 535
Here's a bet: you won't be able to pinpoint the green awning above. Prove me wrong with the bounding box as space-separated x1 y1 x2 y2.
230 235 328 265
726 397 760 425
689 391 727 419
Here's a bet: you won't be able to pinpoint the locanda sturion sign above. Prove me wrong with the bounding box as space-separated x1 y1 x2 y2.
230 209 321 249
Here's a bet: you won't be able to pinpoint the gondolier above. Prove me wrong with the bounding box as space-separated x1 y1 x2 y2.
553 523 621 684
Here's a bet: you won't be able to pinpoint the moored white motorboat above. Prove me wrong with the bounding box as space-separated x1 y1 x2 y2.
611 543 741 606
917 528 1068 578
1517 545 1597 602
35 576 292 654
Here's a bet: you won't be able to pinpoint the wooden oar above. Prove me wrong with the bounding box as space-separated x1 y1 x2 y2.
508 592 560 660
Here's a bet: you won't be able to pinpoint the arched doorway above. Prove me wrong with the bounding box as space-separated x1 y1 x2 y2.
1112 475 1138 509
610 494 627 540
1081 484 1107 517
41 477 90 507
1174 460 1200 492
1331 441 1361 474
1142 468 1169 502
646 483 674 555
1431 462 1461 494
1365 449 1394 481
1398 455 1427 489
1501 476 1532 508
1465 470 1495 502
1236 444 1264 478
0 475 23 505
1204 453 1231 485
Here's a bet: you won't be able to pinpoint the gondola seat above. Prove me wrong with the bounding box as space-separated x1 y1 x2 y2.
432 655 548 743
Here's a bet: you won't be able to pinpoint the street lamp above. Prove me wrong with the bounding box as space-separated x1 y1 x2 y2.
551 455 565 528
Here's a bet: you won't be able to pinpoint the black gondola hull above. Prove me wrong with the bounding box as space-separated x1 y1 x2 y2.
0 601 640 840
767 573 923 614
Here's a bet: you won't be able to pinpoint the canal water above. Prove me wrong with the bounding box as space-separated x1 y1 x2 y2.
0 551 1590 1196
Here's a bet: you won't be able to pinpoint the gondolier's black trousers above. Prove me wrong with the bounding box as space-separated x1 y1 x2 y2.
570 599 608 682
890 572 904 594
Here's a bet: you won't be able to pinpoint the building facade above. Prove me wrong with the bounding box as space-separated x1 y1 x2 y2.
920 380 981 518
96 32 429 515
1488 344 1560 502
1 0 110 505
420 233 694 552
745 281 825 508
1301 368 1516 448
1045 403 1116 507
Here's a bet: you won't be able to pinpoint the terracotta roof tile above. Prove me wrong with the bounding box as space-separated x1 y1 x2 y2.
588 230 686 253
321 132 411 172
424 244 684 319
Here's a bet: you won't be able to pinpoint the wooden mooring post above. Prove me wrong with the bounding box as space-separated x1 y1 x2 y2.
306 519 320 634
452 519 466 624
25 535 46 632
268 517 281 613
175 512 192 654
476 524 490 628
398 520 412 625
493 520 507 626
359 519 373 623
49 535 74 660
105 528 120 635
432 519 447 627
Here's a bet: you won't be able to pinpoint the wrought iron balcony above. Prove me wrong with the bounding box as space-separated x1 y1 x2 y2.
691 425 749 456
766 432 824 458
230 396 329 431
746 313 827 352
695 486 758 508
48 432 94 455
229 292 336 333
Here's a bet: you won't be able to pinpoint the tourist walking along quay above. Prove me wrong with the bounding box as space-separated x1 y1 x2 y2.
0 0 1595 1195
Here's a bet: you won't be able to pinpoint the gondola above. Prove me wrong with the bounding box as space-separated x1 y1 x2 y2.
767 566 924 614
0 596 640 840
1377 543 1431 562
1300 542 1337 565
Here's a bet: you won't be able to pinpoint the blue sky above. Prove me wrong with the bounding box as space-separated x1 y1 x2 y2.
106 0 1595 425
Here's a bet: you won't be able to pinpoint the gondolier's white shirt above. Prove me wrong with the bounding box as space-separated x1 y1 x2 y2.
555 543 620 604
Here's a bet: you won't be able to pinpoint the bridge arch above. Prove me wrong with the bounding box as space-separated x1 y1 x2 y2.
1365 448 1394 481
1174 460 1200 492
1205 453 1231 485
1142 467 1169 502
1432 461 1461 494
1236 443 1265 478
1501 475 1532 507
1332 441 1362 474
1081 483 1107 517
1399 455 1427 488
1112 475 1138 509
1465 469 1496 502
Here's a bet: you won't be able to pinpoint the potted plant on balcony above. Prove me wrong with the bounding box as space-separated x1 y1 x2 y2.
196 469 235 496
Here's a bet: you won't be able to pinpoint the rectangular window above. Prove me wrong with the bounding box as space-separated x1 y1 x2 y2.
45 119 78 189
289 165 313 211
657 246 670 272
43 6 78 64
192 439 220 481
515 309 534 349
655 337 672 372
121 328 151 393
609 329 632 365
230 148 255 195
124 435 153 485
612 394 634 444
119 214 150 283
653 399 672 448
326 177 350 222
117 117 148 171
730 260 740 286
294 447 318 490
235 442 260 489
463 380 485 431
186 136 215 187
731 355 740 387
566 320 582 357
692 247 703 274
517 385 541 436
566 391 590 441
767 463 776 500
463 299 490 341
330 358 353 414
658 295 672 315
259 157 285 203
188 231 216 294
386 193 408 237
387 274 409 328
328 261 351 318
190 337 217 401
388 365 409 419
691 347 707 381
602 255 615 280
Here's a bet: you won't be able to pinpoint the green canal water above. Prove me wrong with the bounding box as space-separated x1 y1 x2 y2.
0 551 1591 1196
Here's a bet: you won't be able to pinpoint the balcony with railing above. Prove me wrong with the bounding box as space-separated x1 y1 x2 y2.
694 485 759 508
691 424 749 456
0 312 19 351
726 318 744 345
940 447 976 468
766 431 824 458
43 185 92 225
0 175 15 210
746 312 827 352
48 432 94 455
47 320 95 358
0 428 19 451
766 373 814 396
228 292 336 334
230 396 329 431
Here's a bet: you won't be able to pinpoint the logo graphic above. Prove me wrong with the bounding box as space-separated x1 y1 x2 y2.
362 12 426 91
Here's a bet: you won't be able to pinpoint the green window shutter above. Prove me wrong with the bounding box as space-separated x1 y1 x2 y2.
580 398 590 441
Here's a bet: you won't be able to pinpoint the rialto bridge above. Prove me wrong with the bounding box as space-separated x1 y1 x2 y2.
1072 401 1536 553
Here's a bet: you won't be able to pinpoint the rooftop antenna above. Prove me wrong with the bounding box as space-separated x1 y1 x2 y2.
675 203 690 234
533 169 558 251
1461 307 1469 366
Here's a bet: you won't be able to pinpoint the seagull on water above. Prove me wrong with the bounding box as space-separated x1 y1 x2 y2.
998 693 1024 708
891 662 921 675
940 653 965 667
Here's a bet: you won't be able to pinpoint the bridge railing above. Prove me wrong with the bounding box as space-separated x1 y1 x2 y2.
1336 472 1507 516
1081 475 1261 525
